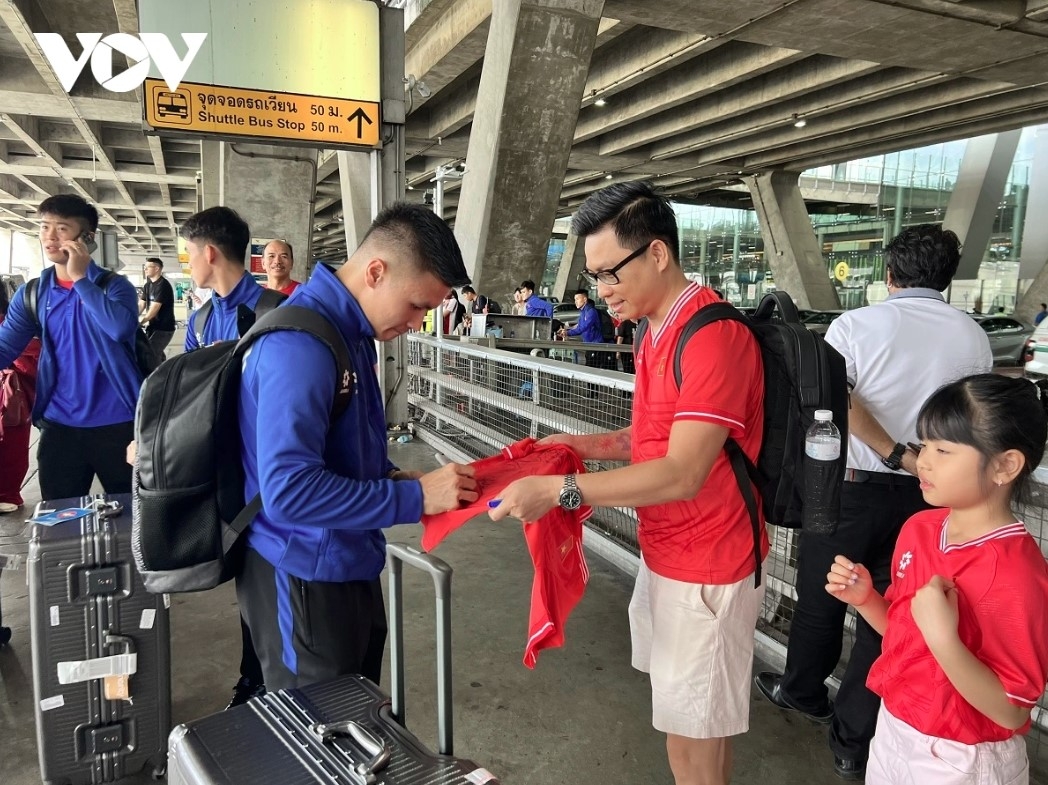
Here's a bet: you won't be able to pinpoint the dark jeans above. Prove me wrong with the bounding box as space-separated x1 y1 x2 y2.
37 419 134 500
780 477 929 761
239 614 264 686
236 547 387 691
146 330 175 365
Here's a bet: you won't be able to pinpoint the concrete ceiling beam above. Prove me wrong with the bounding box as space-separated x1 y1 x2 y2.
405 0 491 110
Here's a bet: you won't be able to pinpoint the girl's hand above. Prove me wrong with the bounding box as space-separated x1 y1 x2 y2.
825 555 874 607
912 575 960 650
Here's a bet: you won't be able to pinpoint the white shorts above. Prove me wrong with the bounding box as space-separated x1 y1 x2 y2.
628 558 765 739
867 705 1028 785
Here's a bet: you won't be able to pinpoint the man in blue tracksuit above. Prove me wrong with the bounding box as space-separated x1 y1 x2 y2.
561 288 605 361
180 205 280 709
235 204 479 690
521 279 553 318
183 206 270 351
0 195 141 500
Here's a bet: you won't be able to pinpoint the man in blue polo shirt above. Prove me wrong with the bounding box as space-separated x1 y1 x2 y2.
0 194 141 500
235 203 479 690
180 205 278 710
520 279 553 318
183 206 269 351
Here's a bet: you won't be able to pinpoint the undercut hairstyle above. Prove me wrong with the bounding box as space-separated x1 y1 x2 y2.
884 224 960 291
181 206 250 266
360 203 469 287
146 257 164 269
38 194 99 232
917 373 1048 505
461 285 476 295
575 288 590 298
570 180 680 262
520 280 536 292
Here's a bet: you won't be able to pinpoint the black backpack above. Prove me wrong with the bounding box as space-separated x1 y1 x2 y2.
634 291 849 584
132 306 354 594
485 299 503 314
25 271 159 378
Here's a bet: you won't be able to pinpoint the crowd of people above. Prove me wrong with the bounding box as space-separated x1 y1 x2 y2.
1 184 1047 785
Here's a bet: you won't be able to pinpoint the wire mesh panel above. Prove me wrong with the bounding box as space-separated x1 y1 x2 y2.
405 333 1048 771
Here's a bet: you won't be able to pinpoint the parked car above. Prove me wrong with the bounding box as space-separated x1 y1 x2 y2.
800 310 844 335
1023 319 1048 376
972 314 1033 367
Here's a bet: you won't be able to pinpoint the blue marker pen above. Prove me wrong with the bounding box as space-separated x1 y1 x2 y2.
487 499 501 509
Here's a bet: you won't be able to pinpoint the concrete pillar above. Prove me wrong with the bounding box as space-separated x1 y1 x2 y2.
219 143 317 279
944 130 1021 279
552 232 587 301
339 150 374 252
452 0 604 306
1018 126 1048 282
744 170 840 310
199 140 222 209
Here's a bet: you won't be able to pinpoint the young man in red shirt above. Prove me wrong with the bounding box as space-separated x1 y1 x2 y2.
490 181 766 785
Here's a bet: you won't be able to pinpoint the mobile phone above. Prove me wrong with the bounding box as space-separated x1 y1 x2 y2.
80 231 97 254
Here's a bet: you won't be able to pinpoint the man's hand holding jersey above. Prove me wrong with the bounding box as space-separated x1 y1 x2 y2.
419 463 478 515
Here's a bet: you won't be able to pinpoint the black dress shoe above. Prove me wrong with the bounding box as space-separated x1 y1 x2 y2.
833 755 866 781
225 676 266 710
754 672 834 724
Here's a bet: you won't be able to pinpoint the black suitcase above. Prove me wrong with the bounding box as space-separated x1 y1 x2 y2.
167 542 499 785
28 493 171 784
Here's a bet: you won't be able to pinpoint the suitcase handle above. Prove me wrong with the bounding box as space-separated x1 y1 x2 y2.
386 542 454 755
311 720 391 778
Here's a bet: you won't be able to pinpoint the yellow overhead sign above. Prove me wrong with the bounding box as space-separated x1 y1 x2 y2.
144 78 380 148
834 261 850 282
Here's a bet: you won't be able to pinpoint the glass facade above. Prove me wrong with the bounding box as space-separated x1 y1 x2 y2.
549 123 1047 313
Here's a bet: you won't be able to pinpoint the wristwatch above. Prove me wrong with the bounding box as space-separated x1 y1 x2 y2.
881 442 907 471
558 474 583 511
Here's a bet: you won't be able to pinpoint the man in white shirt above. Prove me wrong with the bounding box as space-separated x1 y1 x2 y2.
755 225 992 781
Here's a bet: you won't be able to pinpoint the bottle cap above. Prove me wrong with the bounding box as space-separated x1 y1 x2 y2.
814 409 833 421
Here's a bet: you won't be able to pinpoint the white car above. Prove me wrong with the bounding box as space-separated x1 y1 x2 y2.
1023 319 1048 377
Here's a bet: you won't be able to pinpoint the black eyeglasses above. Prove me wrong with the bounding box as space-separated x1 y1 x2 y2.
581 241 651 285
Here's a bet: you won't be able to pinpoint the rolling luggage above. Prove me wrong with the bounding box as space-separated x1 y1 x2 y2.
167 542 499 785
28 494 171 784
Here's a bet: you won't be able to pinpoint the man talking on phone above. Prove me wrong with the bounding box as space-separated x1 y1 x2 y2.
0 194 142 500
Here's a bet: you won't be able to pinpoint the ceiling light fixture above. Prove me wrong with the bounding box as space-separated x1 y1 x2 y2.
792 114 807 128
604 173 613 180
594 97 607 107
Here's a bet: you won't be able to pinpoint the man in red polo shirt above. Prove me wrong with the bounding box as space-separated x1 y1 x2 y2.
490 181 766 785
262 239 300 295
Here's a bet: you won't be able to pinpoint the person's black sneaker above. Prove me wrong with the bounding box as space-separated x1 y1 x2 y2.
754 672 834 724
833 755 866 781
225 676 265 710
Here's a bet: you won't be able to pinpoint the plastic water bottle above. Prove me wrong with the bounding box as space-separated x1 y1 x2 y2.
803 409 841 535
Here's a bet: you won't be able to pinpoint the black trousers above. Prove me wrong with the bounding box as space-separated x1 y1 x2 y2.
239 614 264 686
146 330 175 365
236 547 387 691
780 477 929 761
37 419 134 500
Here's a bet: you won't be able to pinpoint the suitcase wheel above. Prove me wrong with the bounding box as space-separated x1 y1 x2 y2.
0 627 10 646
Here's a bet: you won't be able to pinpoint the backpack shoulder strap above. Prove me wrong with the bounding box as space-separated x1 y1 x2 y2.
239 305 354 422
24 277 40 328
96 269 116 290
633 317 648 353
254 288 287 316
671 303 751 388
196 298 214 343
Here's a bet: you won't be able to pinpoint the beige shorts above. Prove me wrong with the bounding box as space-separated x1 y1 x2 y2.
628 558 765 739
867 705 1028 785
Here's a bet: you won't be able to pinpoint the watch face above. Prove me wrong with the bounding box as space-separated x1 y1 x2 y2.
560 490 583 510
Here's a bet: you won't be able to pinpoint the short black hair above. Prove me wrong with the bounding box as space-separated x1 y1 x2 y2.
884 224 960 291
181 206 250 265
1041 303 1046 310
360 203 469 287
38 194 98 232
0 278 10 316
461 285 476 295
145 257 164 269
520 280 536 292
574 288 590 298
570 180 679 262
918 374 1048 506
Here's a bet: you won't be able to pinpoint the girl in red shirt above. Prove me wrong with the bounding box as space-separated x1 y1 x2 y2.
827 374 1048 784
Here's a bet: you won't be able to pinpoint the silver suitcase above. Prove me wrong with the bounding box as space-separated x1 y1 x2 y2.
29 494 171 783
